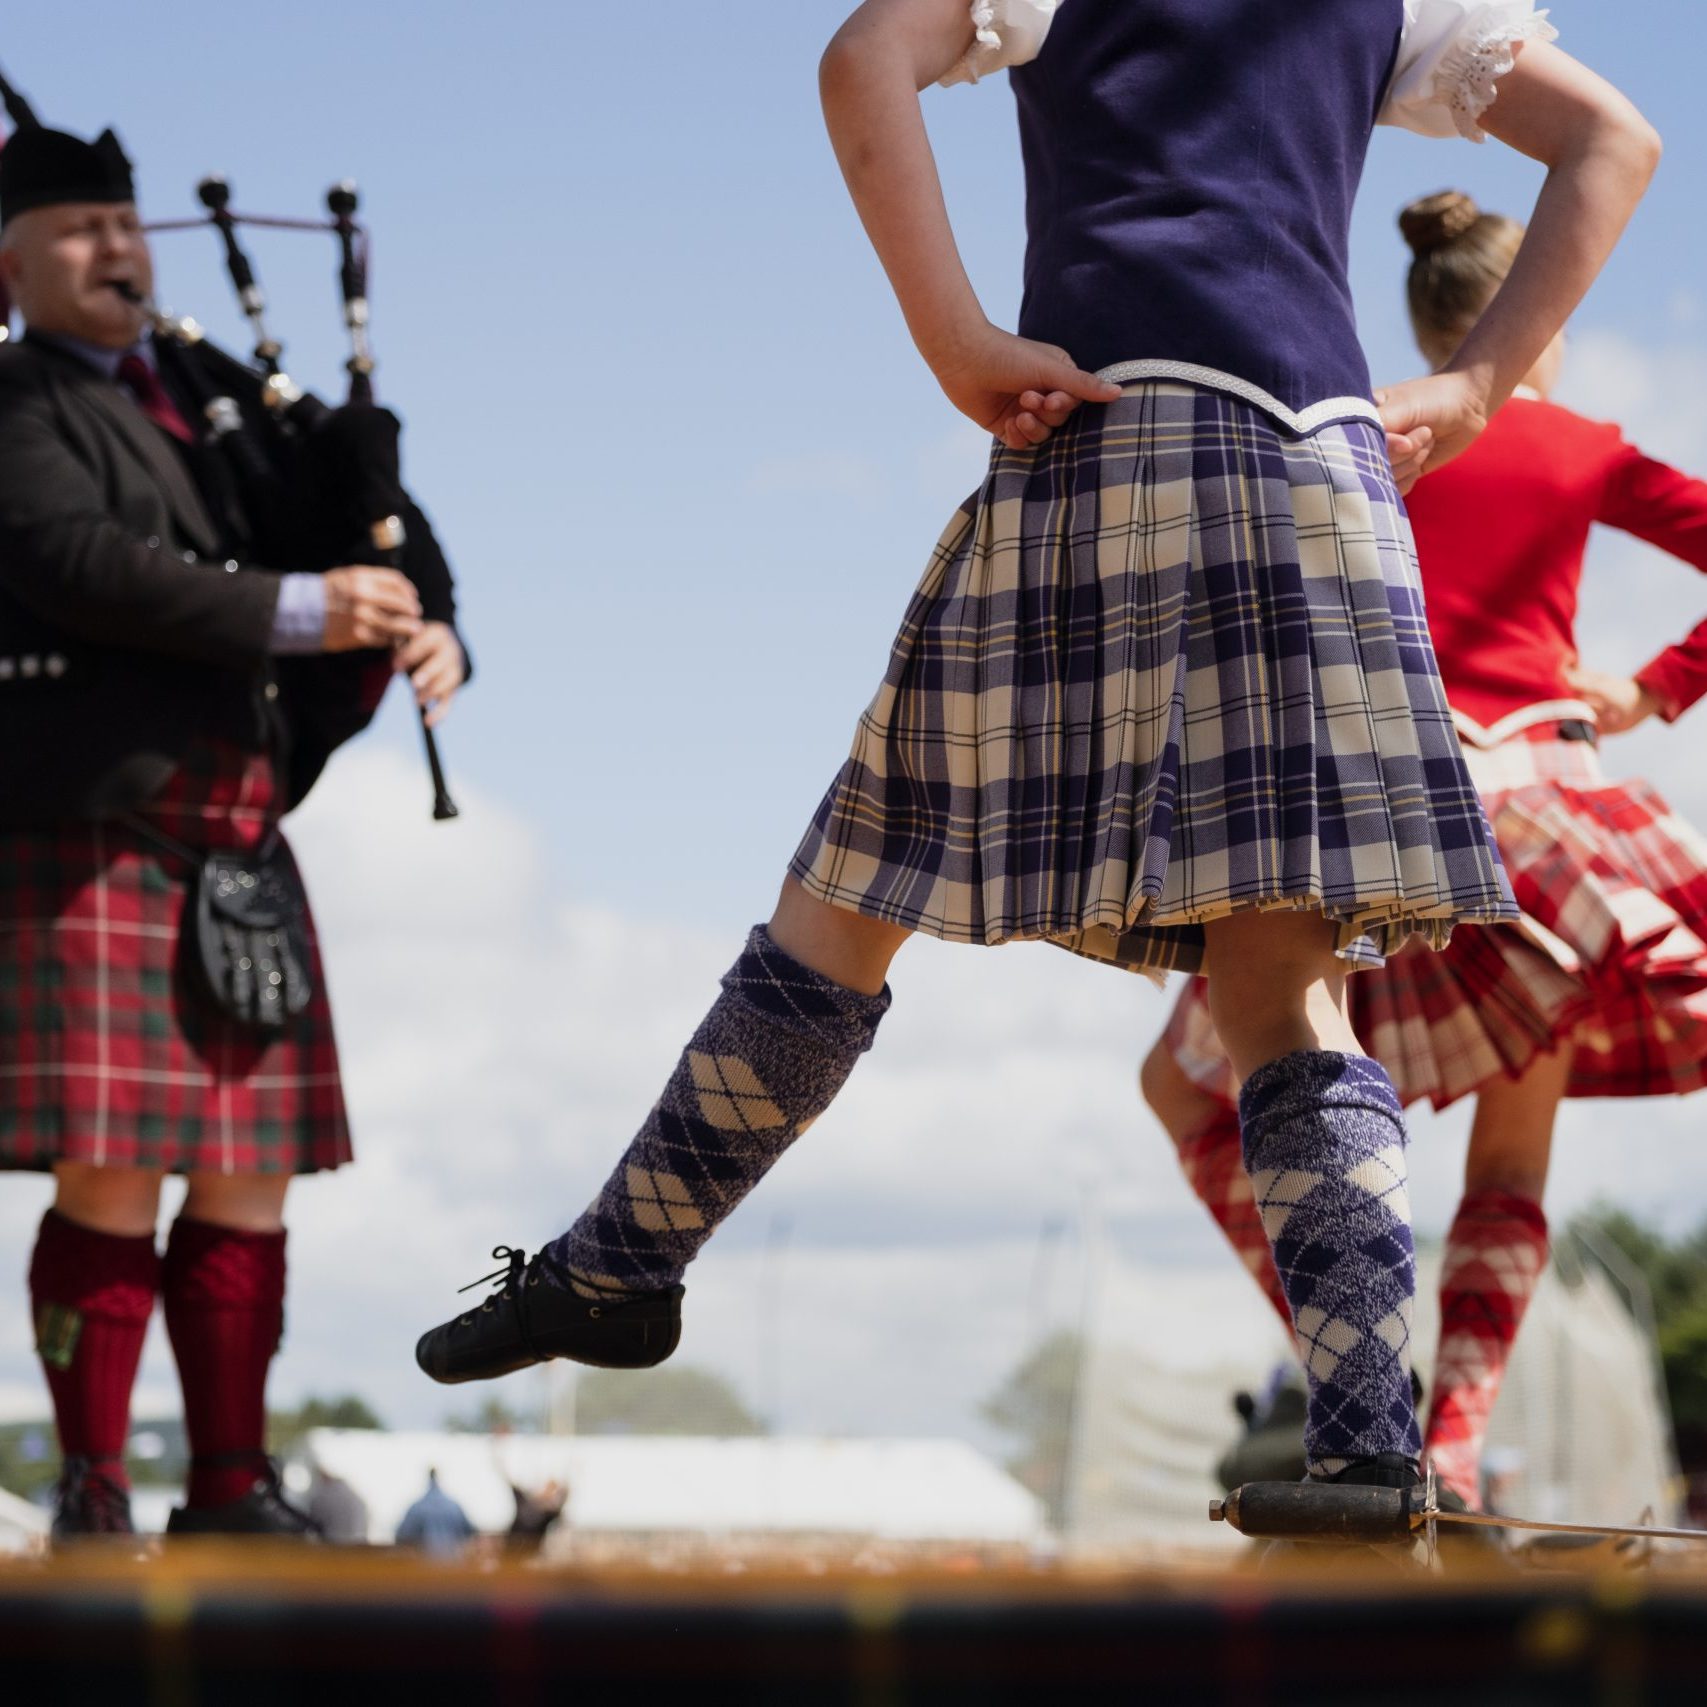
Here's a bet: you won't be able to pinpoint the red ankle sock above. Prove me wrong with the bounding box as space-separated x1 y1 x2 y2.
163 1216 287 1510
1176 1105 1292 1329
1424 1189 1549 1507
28 1209 160 1483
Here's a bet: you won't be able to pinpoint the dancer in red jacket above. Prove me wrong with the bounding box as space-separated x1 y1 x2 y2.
1142 189 1707 1509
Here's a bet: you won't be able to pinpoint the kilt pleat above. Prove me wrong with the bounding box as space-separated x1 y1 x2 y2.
790 384 1515 976
0 741 351 1175
1164 726 1707 1107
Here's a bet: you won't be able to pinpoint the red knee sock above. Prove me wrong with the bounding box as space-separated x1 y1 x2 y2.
1424 1189 1549 1507
1176 1104 1291 1329
28 1209 160 1485
162 1216 287 1510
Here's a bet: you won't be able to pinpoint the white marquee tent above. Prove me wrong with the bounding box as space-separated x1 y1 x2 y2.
300 1429 1046 1547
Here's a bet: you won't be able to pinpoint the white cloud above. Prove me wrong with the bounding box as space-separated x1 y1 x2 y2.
9 335 1707 1447
1562 330 1707 466
4 743 1705 1446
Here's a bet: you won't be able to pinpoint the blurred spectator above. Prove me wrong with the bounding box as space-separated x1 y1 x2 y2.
306 1464 370 1545
394 1468 474 1560
507 1478 568 1556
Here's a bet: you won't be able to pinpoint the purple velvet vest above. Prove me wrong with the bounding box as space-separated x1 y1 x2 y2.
1010 0 1406 431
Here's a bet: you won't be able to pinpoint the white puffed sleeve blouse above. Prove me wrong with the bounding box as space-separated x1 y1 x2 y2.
1380 0 1559 141
940 0 1556 144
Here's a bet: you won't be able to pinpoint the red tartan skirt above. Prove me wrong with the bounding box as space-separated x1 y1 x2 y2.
1165 723 1707 1110
0 741 351 1174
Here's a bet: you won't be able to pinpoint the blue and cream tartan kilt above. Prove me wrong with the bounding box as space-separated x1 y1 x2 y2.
789 383 1517 977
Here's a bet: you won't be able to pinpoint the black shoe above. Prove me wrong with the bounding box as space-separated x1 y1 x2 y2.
1323 1451 1421 1491
415 1246 683 1385
1260 1455 1429 1571
166 1461 321 1539
51 1455 135 1540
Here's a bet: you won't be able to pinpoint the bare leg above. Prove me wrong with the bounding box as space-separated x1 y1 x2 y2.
768 876 912 996
182 1172 291 1233
52 1162 163 1236
1202 910 1420 1474
1462 1045 1572 1201
1201 910 1357 1077
1139 1036 1226 1146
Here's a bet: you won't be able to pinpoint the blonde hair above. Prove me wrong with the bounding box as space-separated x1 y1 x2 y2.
1399 190 1524 368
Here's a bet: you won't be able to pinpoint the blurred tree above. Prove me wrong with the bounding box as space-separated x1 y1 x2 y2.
574 1367 765 1437
268 1394 385 1458
1570 1206 1707 1470
446 1395 533 1435
980 1331 1082 1527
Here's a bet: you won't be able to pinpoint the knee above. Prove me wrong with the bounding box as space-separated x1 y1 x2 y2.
52 1165 164 1238
181 1173 290 1234
769 878 909 996
1139 1041 1218 1149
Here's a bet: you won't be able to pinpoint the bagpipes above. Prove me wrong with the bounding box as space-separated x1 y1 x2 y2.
0 63 458 819
136 183 461 821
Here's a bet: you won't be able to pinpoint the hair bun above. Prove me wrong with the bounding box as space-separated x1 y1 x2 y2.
1399 190 1481 258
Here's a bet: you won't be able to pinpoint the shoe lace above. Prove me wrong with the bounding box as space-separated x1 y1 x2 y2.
456 1245 531 1322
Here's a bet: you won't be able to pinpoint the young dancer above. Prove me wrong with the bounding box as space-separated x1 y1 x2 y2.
1144 187 1707 1509
418 2 1658 1502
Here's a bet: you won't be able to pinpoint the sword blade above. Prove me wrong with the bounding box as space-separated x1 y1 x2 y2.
1426 1508 1707 1545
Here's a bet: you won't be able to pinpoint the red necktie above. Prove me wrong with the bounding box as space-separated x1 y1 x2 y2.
117 353 195 444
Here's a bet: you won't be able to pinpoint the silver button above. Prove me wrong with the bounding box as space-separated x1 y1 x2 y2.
225 559 239 573
180 550 196 563
145 535 161 549
0 659 14 682
45 654 67 678
19 655 40 679
263 681 280 701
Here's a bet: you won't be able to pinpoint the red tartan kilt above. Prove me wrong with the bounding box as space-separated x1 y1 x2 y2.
1164 725 1707 1109
0 741 351 1174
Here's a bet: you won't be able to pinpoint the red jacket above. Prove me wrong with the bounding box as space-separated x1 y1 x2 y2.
1405 395 1707 734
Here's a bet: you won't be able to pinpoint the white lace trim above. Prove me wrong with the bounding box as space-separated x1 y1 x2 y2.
1434 10 1559 141
939 0 1062 88
1094 360 1382 437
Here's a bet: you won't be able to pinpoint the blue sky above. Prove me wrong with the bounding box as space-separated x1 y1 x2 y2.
3 4 1707 1440
6 1 1702 932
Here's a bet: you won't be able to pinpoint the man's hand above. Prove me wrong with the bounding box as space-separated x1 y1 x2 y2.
394 621 466 728
931 322 1122 451
1376 371 1494 494
322 566 422 652
1565 666 1663 735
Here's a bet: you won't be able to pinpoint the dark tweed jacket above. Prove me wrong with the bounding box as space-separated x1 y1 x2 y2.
0 333 465 821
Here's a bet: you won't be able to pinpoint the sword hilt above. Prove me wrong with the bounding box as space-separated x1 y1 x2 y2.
1211 1482 1421 1543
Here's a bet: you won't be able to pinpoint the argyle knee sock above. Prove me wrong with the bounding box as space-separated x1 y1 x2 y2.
548 925 891 1295
163 1217 286 1510
1176 1103 1291 1329
29 1210 160 1488
1240 1051 1421 1477
1423 1189 1548 1507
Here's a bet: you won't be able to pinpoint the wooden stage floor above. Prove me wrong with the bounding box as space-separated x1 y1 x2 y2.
3 1545 1706 1703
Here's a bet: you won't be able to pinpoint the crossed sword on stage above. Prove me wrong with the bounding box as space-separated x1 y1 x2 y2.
1212 1464 1707 1562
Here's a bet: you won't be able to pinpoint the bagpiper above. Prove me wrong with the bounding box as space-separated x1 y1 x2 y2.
0 111 469 1538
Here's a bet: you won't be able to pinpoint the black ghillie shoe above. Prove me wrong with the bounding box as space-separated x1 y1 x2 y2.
415 1246 684 1385
51 1455 135 1541
166 1460 321 1539
1259 1454 1429 1572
